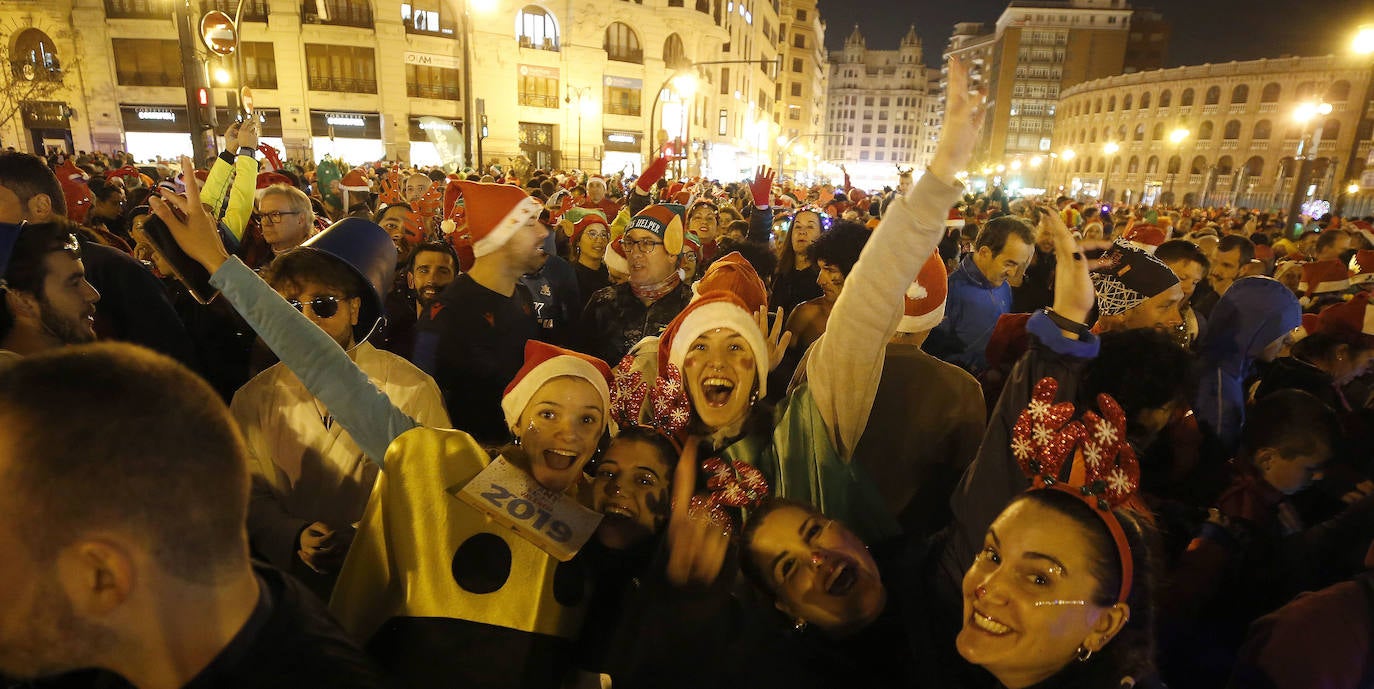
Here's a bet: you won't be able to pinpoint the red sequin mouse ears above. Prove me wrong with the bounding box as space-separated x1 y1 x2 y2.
1012 377 1140 603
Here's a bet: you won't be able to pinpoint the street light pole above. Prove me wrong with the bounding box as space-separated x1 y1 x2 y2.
1286 101 1331 234
1335 35 1374 216
1102 141 1119 203
459 0 476 169
565 85 591 170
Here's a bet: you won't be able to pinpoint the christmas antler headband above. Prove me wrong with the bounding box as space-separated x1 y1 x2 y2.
1011 377 1140 604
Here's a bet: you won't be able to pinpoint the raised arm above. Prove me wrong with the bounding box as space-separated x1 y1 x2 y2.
806 56 984 460
150 157 417 467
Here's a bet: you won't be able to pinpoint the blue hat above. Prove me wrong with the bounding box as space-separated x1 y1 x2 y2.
0 222 26 285
299 217 397 343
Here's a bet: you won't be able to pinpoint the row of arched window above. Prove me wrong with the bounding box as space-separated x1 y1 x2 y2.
1071 154 1324 179
515 5 687 64
1064 80 1354 118
1064 117 1343 146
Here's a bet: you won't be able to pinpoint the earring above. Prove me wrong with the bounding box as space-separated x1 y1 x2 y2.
793 618 808 633
1075 645 1093 662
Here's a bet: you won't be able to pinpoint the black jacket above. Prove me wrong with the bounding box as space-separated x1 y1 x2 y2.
576 281 692 366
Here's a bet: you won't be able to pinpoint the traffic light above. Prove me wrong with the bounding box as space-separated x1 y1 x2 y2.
480 113 489 140
195 87 217 130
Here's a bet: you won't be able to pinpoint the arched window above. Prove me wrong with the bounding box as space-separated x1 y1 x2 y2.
1296 81 1317 100
1152 123 1164 140
1146 155 1159 174
1242 156 1263 178
1190 155 1207 174
1140 92 1151 109
1167 155 1181 174
1127 155 1139 173
1323 118 1340 140
663 33 687 68
1230 84 1248 104
1216 155 1234 175
1123 94 1133 110
1089 129 1097 143
1253 120 1271 139
1261 82 1281 102
1107 95 1116 111
1095 157 1105 173
1159 89 1172 107
1327 80 1351 102
1223 120 1241 139
1110 156 1122 173
604 22 642 63
1205 86 1220 105
1134 123 1145 141
1198 120 1214 140
1180 88 1195 106
1094 98 1102 114
1117 125 1127 141
10 28 61 80
516 6 559 50
1074 158 1082 173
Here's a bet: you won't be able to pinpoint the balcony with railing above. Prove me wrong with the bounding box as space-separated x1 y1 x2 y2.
104 0 164 19
519 92 559 108
116 70 182 87
408 82 461 100
308 75 378 93
518 35 560 51
206 0 269 21
302 0 373 28
607 48 644 64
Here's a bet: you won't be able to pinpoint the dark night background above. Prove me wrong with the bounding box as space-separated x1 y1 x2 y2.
819 0 1372 70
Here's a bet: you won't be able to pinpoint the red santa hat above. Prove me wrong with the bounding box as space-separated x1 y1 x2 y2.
683 231 703 266
453 180 542 258
1309 292 1374 349
502 340 615 433
604 235 629 276
1298 259 1351 298
340 168 370 193
1121 224 1167 254
559 207 609 248
1349 249 1374 287
55 159 92 223
694 250 768 315
946 207 965 229
898 251 949 334
660 291 769 398
256 171 293 191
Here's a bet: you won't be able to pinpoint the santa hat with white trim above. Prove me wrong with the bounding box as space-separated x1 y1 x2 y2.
1121 224 1168 255
502 340 616 434
1298 259 1351 299
453 180 543 258
898 251 949 334
1349 249 1374 287
946 208 965 229
1309 292 1374 349
660 290 769 398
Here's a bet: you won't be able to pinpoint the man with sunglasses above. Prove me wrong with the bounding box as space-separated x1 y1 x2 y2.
577 203 692 365
230 225 448 596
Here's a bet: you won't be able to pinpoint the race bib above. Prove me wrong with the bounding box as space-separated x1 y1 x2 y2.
457 457 602 561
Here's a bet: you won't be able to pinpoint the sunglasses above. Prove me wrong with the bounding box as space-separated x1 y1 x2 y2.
288 295 343 318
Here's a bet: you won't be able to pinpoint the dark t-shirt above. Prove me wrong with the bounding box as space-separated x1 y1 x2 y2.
413 274 539 444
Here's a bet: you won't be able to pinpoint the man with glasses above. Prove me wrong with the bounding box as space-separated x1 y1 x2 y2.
577 203 693 365
258 184 316 256
230 221 448 596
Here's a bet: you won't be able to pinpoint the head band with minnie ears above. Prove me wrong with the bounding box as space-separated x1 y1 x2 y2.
1011 377 1141 604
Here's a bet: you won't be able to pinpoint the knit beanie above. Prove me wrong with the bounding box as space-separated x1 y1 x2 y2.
1091 242 1180 316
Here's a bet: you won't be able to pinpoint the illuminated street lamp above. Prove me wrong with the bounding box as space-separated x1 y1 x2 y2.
1336 24 1374 216
1169 127 1189 145
1287 100 1333 231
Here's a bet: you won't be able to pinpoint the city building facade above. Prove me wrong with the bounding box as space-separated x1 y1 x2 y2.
1052 55 1374 210
942 0 1166 191
1 0 821 177
823 25 934 191
770 0 825 182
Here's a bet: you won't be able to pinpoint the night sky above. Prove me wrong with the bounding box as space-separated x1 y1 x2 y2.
818 0 1372 70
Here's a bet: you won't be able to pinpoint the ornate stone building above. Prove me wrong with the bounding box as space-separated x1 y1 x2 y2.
1052 55 1373 208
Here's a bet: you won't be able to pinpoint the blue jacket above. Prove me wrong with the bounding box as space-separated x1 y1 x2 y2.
1194 276 1301 452
925 253 1013 372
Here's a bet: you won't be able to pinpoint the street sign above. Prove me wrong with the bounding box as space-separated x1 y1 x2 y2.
200 11 237 56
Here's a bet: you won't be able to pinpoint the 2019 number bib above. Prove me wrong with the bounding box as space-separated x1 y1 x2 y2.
457 457 603 561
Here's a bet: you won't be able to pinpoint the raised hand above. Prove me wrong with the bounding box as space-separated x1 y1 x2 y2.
1042 204 1106 327
665 439 731 588
147 156 231 273
749 166 776 207
239 117 260 150
756 306 791 372
637 154 671 194
930 56 988 185
223 121 241 153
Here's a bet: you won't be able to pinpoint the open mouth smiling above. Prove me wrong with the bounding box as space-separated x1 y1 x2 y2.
700 376 736 407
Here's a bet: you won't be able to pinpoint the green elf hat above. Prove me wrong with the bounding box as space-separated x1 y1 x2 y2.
627 203 687 256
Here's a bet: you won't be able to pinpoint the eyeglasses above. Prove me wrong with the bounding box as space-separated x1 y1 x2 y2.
622 238 665 254
288 295 342 318
261 210 303 224
584 228 611 241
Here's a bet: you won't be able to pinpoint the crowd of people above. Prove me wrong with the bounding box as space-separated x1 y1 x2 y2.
2 58 1374 689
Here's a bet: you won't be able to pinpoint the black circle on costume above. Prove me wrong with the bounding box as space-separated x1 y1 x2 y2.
552 559 586 606
451 533 512 594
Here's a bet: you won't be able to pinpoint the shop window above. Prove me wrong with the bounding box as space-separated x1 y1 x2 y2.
402 1 455 35
516 6 559 51
240 42 278 90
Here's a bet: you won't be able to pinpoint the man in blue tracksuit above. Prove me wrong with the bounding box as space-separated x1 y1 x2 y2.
925 216 1035 373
